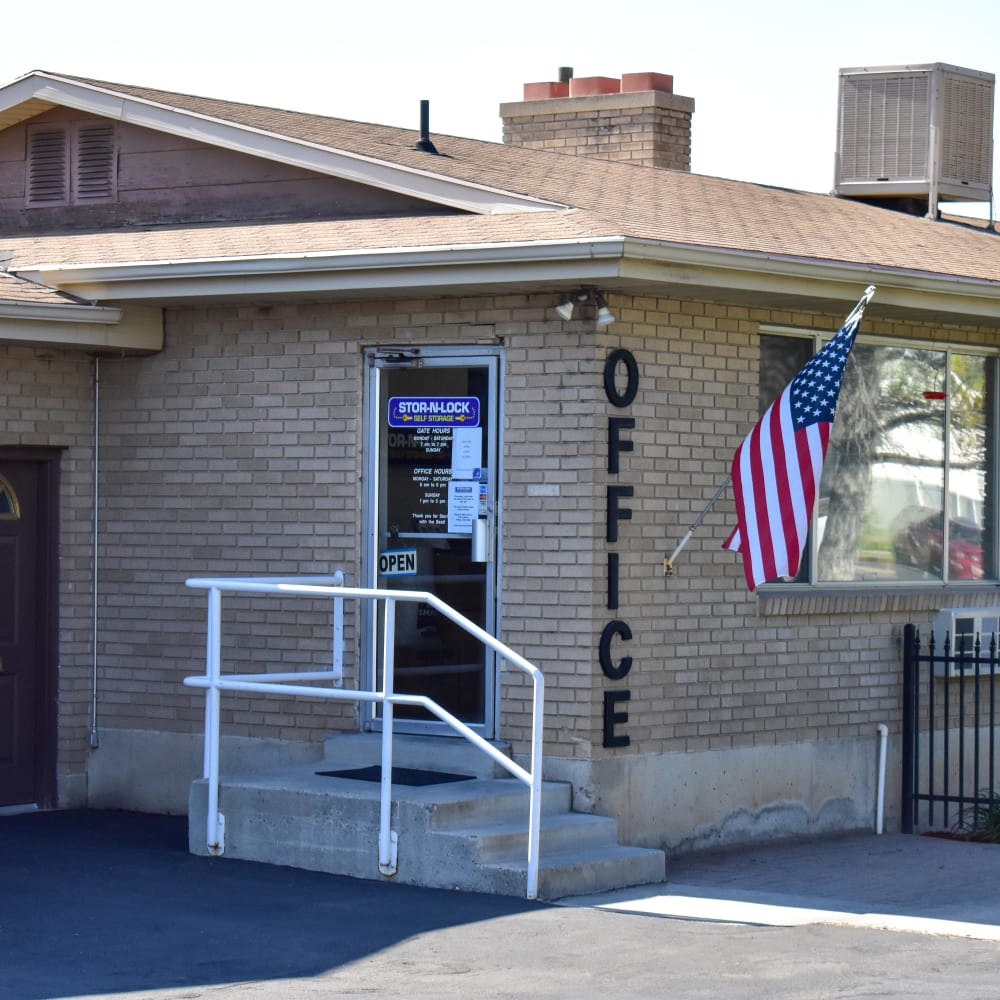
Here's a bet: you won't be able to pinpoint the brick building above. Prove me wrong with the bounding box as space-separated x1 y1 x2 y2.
2 67 999 894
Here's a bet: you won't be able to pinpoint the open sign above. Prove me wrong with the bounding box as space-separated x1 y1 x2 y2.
379 549 417 576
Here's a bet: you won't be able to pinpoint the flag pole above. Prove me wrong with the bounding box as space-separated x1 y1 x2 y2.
663 285 876 579
845 284 877 326
663 475 731 576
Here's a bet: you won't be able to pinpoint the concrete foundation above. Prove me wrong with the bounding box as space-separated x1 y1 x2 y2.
85 729 322 814
543 733 897 853
83 728 898 854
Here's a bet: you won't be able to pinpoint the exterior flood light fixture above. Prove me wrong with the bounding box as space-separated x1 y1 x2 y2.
593 291 615 326
553 288 616 325
554 295 579 320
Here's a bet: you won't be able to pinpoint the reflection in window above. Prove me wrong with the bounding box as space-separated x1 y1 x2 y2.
0 475 20 520
760 336 996 584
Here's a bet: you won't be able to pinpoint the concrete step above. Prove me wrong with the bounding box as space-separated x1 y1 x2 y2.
437 810 621 863
424 778 572 827
188 757 666 900
491 843 668 901
323 733 514 778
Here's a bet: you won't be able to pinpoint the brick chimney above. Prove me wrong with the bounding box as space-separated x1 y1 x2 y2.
500 70 695 170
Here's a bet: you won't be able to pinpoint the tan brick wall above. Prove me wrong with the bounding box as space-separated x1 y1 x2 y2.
8 291 1000 805
588 295 1000 762
501 92 694 170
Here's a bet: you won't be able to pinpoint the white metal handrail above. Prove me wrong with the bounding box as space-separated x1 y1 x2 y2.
183 573 545 899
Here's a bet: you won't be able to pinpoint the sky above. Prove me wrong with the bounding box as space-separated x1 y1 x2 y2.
4 0 999 218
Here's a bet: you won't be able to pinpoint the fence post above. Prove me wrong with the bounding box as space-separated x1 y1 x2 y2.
901 624 917 834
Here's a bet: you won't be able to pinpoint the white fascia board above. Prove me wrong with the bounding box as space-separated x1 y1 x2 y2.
0 304 163 353
0 300 122 324
14 74 563 216
18 239 627 300
37 259 620 303
19 233 1000 322
618 239 1000 321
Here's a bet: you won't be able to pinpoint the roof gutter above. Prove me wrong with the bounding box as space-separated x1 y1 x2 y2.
15 237 1000 324
0 300 163 353
15 240 628 302
0 300 122 324
617 238 1000 322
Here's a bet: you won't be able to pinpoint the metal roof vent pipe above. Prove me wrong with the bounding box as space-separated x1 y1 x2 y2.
415 100 439 155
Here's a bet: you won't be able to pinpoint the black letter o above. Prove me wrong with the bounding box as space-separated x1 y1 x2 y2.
603 349 638 408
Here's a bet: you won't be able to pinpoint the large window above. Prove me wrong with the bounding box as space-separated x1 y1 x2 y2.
761 332 998 584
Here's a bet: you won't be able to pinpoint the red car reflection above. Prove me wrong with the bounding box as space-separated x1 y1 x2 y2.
893 510 984 580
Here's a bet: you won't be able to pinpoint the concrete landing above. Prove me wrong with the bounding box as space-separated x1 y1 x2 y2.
189 738 665 898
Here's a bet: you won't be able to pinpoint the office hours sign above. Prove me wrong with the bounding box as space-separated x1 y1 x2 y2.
385 397 483 533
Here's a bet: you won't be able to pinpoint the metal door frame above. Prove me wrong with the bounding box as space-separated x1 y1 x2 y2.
361 345 503 738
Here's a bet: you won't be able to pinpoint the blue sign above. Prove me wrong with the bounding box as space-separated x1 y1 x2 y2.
388 396 480 428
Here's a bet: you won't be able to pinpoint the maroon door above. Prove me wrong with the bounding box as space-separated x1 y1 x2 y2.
0 456 56 807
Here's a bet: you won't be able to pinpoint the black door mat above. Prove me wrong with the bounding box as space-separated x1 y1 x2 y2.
316 765 475 786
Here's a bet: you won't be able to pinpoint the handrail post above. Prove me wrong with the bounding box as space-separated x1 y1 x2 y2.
527 667 544 899
205 586 225 854
332 594 344 687
378 597 399 876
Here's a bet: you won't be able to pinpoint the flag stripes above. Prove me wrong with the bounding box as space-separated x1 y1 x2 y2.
725 286 874 590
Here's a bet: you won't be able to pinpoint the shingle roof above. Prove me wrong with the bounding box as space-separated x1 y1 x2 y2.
0 270 92 306
4 72 1000 290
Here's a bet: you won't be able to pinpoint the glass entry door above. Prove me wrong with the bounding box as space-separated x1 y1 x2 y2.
364 348 500 735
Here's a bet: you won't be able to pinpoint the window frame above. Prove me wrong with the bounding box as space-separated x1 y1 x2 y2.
759 324 1000 589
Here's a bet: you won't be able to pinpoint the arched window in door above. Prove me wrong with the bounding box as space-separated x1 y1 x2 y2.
0 475 20 519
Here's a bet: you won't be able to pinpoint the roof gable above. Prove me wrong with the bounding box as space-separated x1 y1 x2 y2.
0 71 564 216
2 104 464 232
3 70 1000 327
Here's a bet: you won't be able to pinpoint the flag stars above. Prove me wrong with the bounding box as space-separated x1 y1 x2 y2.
727 286 875 590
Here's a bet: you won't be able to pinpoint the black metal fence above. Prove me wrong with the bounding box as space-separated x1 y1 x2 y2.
901 624 998 834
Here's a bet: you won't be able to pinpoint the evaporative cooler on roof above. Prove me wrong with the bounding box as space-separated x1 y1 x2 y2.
835 63 995 213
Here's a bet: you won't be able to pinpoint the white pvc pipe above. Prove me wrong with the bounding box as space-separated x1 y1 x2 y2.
876 723 888 835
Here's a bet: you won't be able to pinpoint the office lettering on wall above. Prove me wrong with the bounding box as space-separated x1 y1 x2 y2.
601 348 637 748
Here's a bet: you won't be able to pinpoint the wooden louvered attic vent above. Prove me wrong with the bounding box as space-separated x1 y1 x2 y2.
27 125 70 205
26 120 117 207
74 122 117 201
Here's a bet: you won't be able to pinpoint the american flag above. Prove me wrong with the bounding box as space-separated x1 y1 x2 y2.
725 286 875 590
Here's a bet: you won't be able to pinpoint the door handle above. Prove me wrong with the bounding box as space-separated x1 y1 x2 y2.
471 518 488 562
471 507 495 564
